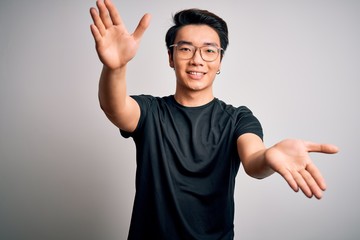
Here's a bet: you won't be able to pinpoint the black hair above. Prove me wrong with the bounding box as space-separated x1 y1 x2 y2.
165 9 229 59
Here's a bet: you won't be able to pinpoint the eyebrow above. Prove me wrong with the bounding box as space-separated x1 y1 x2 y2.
177 40 219 47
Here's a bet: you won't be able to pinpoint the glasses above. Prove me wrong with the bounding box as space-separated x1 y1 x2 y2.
169 42 223 62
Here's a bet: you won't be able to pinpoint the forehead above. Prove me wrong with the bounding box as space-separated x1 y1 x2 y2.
174 24 220 46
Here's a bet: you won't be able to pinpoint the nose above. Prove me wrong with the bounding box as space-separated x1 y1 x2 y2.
190 48 204 65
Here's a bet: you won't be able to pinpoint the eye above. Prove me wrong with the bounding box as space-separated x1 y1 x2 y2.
203 47 217 54
179 47 190 52
178 45 193 52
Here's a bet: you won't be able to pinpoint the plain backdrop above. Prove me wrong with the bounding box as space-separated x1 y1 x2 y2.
0 0 359 239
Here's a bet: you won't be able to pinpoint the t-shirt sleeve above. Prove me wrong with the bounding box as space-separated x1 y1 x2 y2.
120 94 154 138
234 106 263 141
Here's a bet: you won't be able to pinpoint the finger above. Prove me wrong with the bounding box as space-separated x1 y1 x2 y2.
104 0 123 26
277 168 299 193
97 0 113 28
292 170 313 198
299 169 323 199
133 13 152 41
306 163 327 191
90 7 106 37
305 141 339 154
90 24 102 43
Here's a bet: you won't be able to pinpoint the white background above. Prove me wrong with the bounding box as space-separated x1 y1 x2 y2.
0 0 359 239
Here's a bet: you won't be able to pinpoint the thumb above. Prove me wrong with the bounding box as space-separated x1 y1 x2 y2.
305 141 340 154
133 13 152 41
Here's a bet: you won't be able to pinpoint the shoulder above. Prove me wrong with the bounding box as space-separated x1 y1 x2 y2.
215 98 263 139
131 94 173 105
214 98 254 118
131 94 156 106
129 95 170 112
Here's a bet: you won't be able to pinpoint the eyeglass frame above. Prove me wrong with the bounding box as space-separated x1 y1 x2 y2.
169 42 224 62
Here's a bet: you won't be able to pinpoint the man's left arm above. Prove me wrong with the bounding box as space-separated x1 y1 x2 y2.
237 133 339 199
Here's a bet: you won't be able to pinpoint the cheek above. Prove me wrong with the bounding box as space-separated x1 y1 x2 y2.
173 59 187 71
210 62 221 72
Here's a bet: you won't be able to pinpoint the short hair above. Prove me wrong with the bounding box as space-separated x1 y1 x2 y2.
165 9 229 59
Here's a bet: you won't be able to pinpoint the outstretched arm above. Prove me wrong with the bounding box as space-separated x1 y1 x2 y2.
90 0 151 131
237 133 339 199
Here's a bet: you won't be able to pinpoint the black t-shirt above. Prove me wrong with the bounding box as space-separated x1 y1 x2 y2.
121 95 263 240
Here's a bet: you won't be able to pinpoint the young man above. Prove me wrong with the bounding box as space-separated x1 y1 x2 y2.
90 0 339 239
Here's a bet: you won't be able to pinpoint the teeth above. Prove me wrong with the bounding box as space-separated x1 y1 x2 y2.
189 71 203 75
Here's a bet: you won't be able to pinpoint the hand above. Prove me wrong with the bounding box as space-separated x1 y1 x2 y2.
89 0 151 69
265 139 339 199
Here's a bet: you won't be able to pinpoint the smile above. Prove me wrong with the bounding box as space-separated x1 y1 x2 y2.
187 71 205 75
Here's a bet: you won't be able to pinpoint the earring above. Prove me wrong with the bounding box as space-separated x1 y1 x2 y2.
216 70 221 75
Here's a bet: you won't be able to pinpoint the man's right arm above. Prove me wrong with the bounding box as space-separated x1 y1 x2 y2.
98 65 140 132
90 0 151 131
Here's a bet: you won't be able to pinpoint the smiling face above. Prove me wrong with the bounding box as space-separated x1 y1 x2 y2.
168 24 222 104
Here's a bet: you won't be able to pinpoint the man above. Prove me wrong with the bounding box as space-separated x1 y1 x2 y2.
89 0 339 239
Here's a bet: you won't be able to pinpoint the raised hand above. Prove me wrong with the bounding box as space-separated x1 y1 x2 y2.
90 0 151 69
265 139 338 199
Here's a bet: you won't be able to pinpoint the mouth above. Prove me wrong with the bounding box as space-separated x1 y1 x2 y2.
187 71 206 76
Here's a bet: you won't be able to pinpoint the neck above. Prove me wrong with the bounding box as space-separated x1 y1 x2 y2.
174 90 214 107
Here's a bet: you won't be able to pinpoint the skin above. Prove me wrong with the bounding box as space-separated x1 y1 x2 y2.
90 0 339 199
169 25 222 107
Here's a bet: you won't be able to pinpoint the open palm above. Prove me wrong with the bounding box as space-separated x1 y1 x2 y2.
90 0 151 69
265 139 338 199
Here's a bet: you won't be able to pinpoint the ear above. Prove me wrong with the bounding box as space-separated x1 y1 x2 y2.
168 50 174 68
